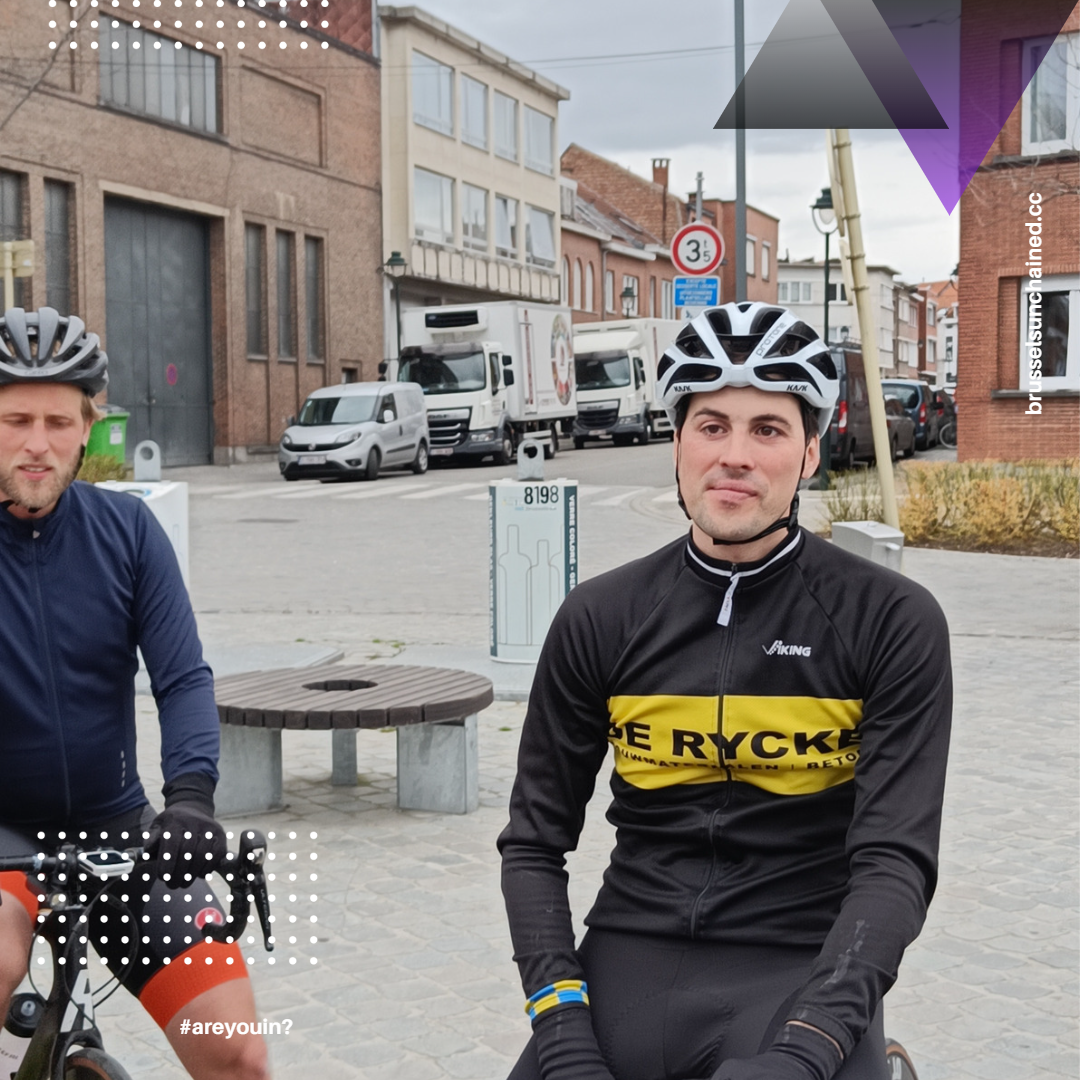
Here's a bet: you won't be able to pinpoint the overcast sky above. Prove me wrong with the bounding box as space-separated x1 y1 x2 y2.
403 0 960 283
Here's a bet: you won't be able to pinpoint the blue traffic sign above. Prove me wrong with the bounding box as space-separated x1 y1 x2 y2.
674 276 720 307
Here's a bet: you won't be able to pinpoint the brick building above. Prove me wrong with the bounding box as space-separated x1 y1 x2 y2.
957 7 1079 461
559 177 678 325
561 145 779 307
0 0 381 464
920 278 959 387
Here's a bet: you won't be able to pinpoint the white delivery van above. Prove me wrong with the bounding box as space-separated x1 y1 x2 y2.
390 301 576 464
571 319 682 447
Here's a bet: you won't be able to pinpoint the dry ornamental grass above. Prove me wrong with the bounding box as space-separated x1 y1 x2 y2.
823 460 1079 558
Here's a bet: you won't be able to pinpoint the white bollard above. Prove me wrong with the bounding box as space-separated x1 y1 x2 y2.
96 481 190 585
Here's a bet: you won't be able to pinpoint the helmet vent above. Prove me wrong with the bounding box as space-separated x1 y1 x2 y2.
716 336 760 365
705 309 733 337
670 362 722 384
674 326 711 359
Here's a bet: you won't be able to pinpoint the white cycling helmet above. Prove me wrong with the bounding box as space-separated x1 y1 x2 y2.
657 302 838 438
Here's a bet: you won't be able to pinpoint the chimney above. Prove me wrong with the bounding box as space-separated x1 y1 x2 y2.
651 158 670 189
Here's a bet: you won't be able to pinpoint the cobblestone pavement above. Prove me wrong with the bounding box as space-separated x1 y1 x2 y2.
12 464 1077 1080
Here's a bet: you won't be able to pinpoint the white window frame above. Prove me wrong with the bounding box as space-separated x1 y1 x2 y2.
1019 272 1080 391
495 195 518 258
461 183 488 252
585 262 595 312
746 237 756 277
413 167 454 244
1021 32 1079 155
560 257 569 304
761 242 770 282
494 91 518 161
525 205 556 266
412 51 453 136
460 74 488 150
523 106 554 175
622 274 639 316
572 259 583 310
605 269 615 313
662 278 674 319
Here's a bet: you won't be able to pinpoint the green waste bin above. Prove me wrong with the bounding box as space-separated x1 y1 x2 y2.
86 406 129 463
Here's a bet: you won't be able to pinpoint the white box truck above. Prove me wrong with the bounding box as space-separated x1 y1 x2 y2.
571 319 682 447
391 301 576 464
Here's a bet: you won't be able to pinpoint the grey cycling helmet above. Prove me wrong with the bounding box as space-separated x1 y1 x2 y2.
0 307 108 395
657 302 837 437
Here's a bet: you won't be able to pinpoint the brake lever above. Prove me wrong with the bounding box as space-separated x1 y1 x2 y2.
204 829 274 951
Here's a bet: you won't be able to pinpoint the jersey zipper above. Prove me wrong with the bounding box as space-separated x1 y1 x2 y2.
689 588 739 938
30 529 72 820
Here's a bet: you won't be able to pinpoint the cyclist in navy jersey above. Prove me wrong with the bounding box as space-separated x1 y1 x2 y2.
498 303 952 1080
0 308 269 1080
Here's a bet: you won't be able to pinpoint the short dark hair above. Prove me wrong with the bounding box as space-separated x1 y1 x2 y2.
675 394 816 443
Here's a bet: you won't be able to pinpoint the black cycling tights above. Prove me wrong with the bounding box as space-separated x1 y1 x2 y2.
508 930 887 1080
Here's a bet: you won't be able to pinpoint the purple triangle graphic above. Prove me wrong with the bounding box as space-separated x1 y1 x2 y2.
872 0 1079 214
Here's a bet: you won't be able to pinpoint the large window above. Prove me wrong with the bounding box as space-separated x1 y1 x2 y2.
1022 33 1079 154
761 242 771 282
99 20 219 133
605 269 615 313
1020 274 1079 391
462 184 487 251
461 75 488 150
305 236 324 363
245 224 267 356
495 196 517 257
414 168 454 244
276 231 296 359
525 206 555 266
494 92 518 161
44 181 73 315
0 170 29 309
572 260 582 310
746 238 756 277
585 263 595 312
621 275 639 316
524 107 554 175
412 51 453 136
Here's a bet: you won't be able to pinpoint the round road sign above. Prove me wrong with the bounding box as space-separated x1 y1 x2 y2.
670 222 724 276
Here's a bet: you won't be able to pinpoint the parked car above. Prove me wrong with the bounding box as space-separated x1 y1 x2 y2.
883 395 916 458
828 346 874 470
931 387 956 427
278 382 429 481
880 379 939 450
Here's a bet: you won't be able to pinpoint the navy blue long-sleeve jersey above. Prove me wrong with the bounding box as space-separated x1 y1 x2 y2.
0 481 218 829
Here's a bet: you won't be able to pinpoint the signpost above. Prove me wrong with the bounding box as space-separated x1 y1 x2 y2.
669 222 724 278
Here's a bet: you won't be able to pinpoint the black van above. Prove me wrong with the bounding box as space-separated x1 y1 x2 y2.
828 346 874 469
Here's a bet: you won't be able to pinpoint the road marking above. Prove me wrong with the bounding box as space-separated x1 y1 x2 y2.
594 487 648 506
332 482 435 501
216 485 313 500
464 491 490 501
576 485 610 498
400 482 486 500
652 489 680 503
274 485 350 500
191 485 247 496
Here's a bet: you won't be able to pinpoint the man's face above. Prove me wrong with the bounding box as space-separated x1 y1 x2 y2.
674 386 820 558
0 383 92 518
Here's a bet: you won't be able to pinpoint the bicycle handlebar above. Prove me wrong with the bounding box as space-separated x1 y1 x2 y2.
0 828 274 952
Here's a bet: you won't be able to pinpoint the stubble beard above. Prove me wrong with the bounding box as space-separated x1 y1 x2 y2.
0 452 82 513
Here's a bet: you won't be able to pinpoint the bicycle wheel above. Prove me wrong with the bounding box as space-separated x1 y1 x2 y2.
884 1038 919 1080
64 1046 134 1080
938 421 957 450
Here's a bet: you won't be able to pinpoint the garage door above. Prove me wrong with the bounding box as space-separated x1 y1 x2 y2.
104 198 213 466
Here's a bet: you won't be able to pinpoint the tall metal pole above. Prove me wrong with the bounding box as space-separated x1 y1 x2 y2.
823 231 830 347
695 172 704 222
832 129 899 529
734 0 747 302
817 230 831 490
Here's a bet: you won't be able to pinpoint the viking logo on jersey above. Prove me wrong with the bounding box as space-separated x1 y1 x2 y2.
762 640 812 657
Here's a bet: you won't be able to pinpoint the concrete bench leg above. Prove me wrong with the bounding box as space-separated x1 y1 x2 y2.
216 725 284 817
331 729 358 786
396 715 479 814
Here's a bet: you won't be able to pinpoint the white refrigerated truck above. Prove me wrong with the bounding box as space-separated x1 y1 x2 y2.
391 301 576 464
571 318 682 447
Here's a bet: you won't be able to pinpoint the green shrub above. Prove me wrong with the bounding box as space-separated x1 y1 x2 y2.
77 453 129 483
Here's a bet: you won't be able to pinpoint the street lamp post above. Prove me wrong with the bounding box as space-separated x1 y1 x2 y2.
811 188 838 490
383 250 407 367
620 282 636 319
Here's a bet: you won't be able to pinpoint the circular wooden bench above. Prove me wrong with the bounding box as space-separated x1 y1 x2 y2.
214 664 495 816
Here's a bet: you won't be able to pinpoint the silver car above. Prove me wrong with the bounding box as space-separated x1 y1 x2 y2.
279 382 429 481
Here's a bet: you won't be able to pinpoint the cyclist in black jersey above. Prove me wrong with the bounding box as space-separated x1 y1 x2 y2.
498 303 952 1080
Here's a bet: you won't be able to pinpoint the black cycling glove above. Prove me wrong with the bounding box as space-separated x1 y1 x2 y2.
146 772 227 887
710 1023 843 1080
533 1005 617 1080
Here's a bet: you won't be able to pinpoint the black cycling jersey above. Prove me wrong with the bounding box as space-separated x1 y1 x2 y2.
498 528 952 1060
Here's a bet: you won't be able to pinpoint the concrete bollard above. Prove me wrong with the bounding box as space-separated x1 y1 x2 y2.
831 520 905 572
